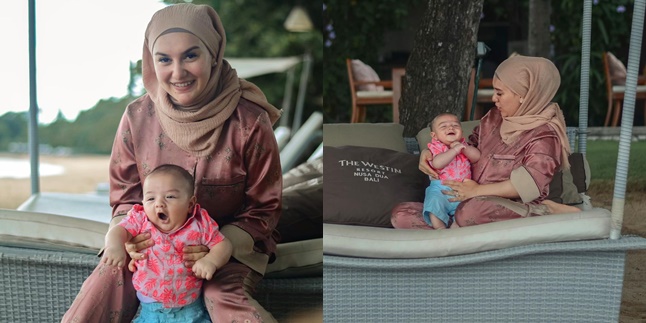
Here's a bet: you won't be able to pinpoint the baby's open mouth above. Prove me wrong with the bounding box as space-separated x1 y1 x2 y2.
158 212 168 221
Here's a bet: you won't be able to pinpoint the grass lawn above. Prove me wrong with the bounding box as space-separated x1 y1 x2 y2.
584 140 646 182
584 140 646 211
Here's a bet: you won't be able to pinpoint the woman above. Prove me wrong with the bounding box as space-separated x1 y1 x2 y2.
392 55 579 229
63 4 282 322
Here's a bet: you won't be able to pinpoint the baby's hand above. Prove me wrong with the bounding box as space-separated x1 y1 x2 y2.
450 141 465 152
101 247 127 269
192 258 217 280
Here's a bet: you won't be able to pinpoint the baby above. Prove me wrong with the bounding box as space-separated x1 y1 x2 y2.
102 164 232 322
423 113 480 229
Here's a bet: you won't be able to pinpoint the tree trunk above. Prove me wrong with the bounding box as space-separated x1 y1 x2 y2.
528 0 551 58
399 0 484 137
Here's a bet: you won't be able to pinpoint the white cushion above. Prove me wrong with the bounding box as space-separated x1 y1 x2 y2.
356 90 393 98
0 208 108 252
0 207 322 276
351 59 384 91
612 85 646 93
323 208 611 259
266 238 322 275
476 88 494 101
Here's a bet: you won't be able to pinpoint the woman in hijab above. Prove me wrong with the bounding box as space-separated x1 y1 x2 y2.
63 4 282 322
392 55 580 229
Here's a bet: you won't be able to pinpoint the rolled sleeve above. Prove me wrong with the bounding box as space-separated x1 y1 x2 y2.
510 166 540 203
515 134 561 203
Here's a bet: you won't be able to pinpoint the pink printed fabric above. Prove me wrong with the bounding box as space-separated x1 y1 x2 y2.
428 138 472 181
118 204 224 308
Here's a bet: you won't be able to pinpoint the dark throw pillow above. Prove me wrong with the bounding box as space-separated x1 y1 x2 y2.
547 152 588 205
323 146 429 227
277 176 323 243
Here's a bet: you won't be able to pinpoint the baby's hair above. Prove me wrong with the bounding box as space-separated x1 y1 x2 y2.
147 164 195 195
428 112 460 131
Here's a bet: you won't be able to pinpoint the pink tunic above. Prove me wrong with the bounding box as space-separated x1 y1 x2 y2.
428 138 471 181
109 95 281 270
455 108 562 225
118 204 224 308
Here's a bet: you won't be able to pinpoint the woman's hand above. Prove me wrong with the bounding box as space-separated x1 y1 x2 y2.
183 245 210 268
419 149 439 179
124 232 154 272
442 178 479 202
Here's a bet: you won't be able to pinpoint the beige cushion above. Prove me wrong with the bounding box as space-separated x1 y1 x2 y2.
356 90 393 98
323 208 611 258
323 123 408 152
351 59 384 91
0 208 108 253
476 88 494 101
0 208 322 277
266 238 322 277
607 52 627 86
612 85 646 93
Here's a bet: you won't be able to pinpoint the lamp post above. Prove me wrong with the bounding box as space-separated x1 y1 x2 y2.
28 0 40 195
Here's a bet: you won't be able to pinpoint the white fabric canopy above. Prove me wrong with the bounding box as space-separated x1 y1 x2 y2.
225 56 301 79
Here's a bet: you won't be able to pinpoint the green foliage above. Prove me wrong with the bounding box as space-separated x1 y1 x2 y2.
482 0 633 126
167 0 323 128
0 1 321 155
550 0 632 126
0 112 29 150
38 96 131 154
323 0 420 123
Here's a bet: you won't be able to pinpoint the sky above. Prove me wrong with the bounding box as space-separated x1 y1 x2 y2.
0 0 168 124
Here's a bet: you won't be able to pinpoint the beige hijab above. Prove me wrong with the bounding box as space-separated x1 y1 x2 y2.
494 55 571 169
142 4 282 157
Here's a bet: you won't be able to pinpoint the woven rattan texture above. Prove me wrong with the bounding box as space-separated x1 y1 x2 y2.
324 236 646 322
0 246 322 322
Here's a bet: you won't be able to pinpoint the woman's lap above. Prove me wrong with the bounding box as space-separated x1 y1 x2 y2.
391 196 540 229
61 262 139 322
203 259 276 322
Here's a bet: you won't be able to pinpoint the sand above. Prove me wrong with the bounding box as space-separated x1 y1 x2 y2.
1 153 644 322
3 153 110 210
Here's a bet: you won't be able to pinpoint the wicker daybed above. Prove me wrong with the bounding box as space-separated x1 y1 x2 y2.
0 202 322 322
323 1 646 320
322 121 646 322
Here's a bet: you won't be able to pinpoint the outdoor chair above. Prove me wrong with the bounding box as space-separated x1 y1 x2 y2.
602 51 646 126
465 67 494 121
346 58 394 123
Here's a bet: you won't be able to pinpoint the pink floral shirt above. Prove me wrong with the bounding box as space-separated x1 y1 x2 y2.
428 138 472 181
118 204 224 308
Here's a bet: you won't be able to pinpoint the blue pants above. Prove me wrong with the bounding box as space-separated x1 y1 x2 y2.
134 298 211 323
423 181 460 228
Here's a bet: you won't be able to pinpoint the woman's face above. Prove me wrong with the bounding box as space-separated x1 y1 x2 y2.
492 77 522 117
152 32 214 106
